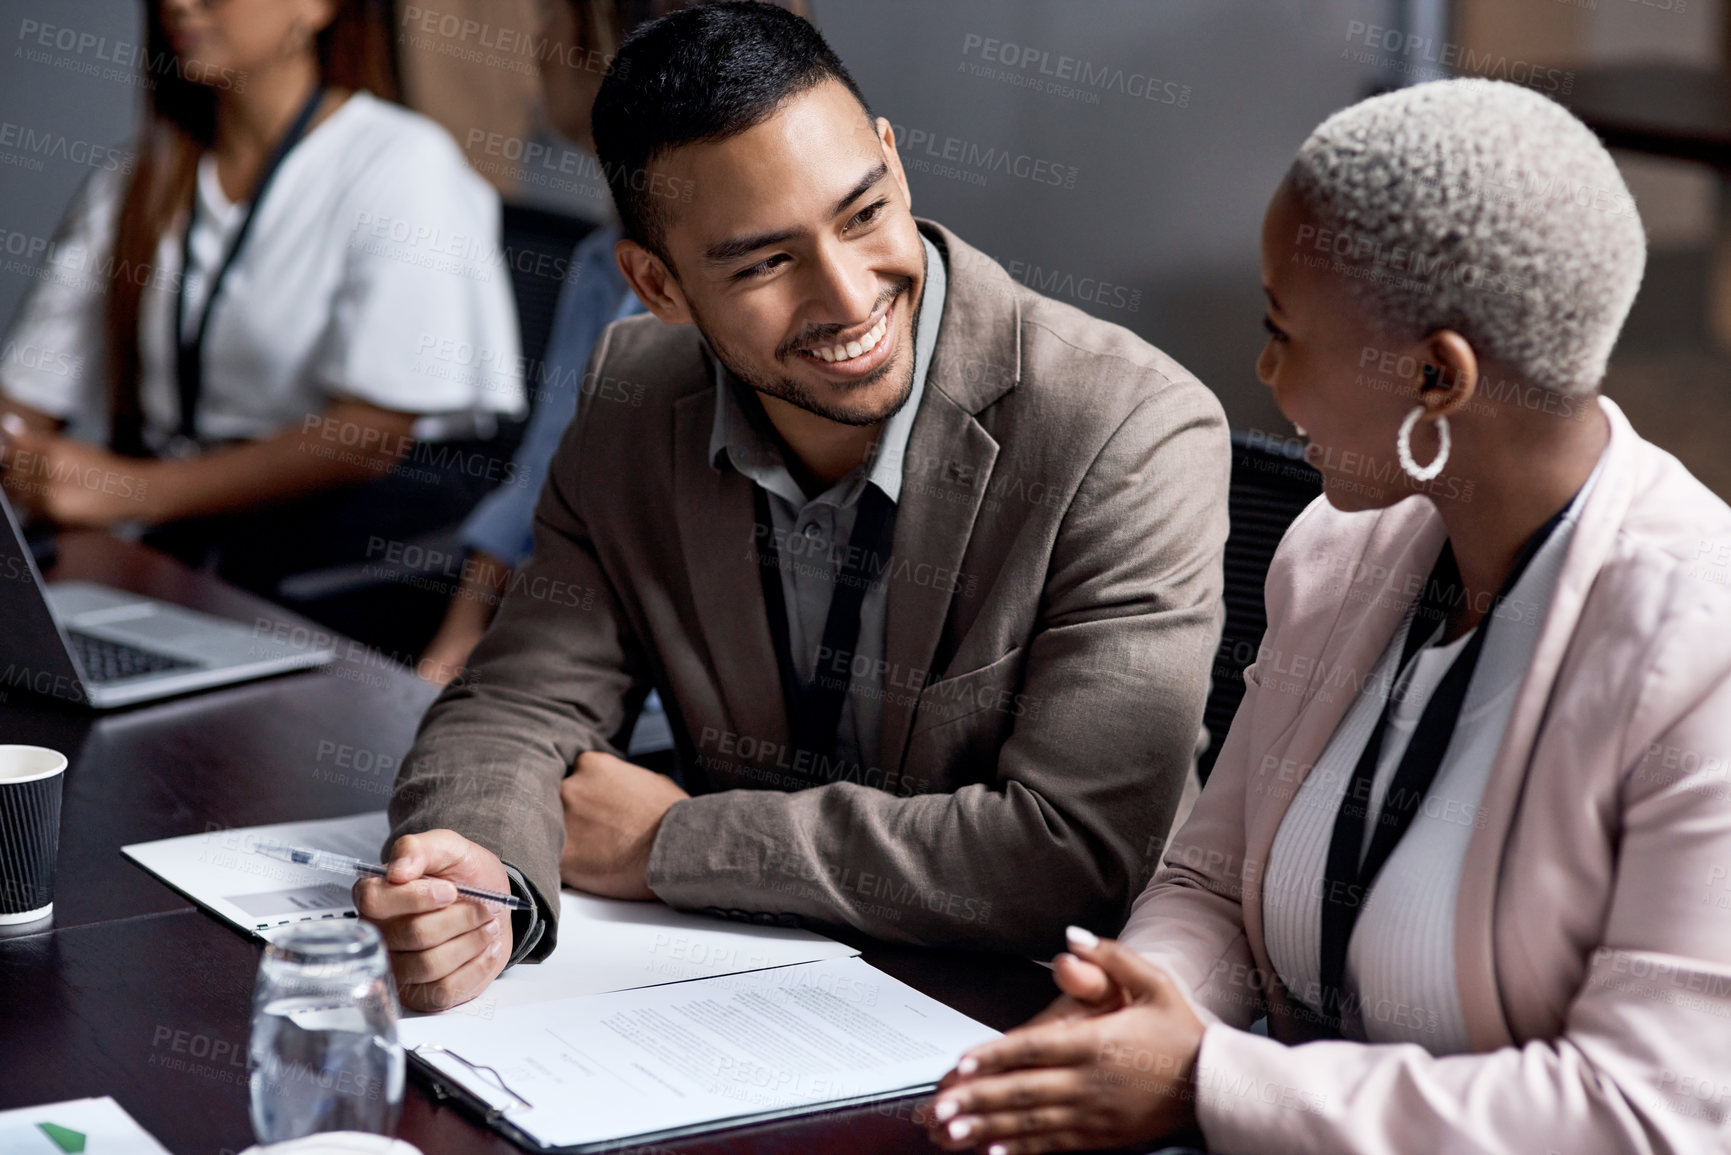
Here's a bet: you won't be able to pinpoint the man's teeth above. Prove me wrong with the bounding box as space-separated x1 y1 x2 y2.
811 315 888 363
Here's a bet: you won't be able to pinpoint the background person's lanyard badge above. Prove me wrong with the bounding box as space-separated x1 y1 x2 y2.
168 86 326 460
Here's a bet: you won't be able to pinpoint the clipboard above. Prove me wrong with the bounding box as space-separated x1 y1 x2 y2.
407 1041 945 1154
393 956 999 1152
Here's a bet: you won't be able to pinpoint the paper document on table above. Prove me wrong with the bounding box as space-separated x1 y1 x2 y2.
461 890 858 1015
122 811 856 999
398 955 998 1151
121 812 387 941
0 1096 172 1154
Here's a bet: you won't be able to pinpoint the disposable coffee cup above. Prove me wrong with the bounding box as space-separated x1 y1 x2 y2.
0 744 67 924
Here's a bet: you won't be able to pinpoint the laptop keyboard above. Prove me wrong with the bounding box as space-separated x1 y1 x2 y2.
67 630 199 684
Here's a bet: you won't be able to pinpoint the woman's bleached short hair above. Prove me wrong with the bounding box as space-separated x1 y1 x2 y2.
1288 78 1646 397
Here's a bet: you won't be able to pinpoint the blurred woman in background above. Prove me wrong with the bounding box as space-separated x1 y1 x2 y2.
0 0 522 602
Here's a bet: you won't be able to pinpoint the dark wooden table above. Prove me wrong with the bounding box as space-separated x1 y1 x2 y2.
0 532 1057 1155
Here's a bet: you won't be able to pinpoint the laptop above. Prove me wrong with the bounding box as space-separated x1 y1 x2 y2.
0 489 335 709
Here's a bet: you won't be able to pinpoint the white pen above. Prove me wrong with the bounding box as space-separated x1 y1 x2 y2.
253 840 529 910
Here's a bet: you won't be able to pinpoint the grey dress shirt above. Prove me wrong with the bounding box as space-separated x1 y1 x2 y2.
707 233 948 776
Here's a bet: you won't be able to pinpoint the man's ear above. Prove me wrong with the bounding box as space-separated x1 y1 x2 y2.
615 239 693 325
1421 330 1479 418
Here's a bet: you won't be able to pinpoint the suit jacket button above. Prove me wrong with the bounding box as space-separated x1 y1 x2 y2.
726 908 750 922
704 906 727 919
752 911 777 925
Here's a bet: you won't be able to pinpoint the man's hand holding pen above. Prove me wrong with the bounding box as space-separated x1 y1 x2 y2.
354 829 515 1012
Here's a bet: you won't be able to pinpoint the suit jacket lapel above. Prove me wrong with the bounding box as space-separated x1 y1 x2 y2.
879 393 1000 776
1454 396 1638 1051
877 221 1020 778
671 388 789 771
1240 510 1448 963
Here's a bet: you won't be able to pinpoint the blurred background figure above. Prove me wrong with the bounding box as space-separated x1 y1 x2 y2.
416 0 810 691
0 0 523 647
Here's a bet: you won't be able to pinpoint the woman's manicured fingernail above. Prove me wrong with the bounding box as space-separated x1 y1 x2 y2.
932 1098 957 1122
1054 952 1077 966
1066 925 1099 949
988 1145 1008 1155
1 414 25 437
947 1119 973 1141
957 1056 978 1076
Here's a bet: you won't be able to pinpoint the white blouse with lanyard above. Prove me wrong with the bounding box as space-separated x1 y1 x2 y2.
1263 458 1603 1054
0 90 523 452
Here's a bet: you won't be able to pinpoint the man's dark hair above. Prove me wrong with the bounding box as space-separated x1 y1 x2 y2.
592 0 872 266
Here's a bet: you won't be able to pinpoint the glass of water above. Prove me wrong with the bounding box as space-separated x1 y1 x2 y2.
249 920 406 1143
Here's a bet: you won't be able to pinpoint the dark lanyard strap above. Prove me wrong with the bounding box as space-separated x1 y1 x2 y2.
754 482 896 764
174 85 326 444
1315 507 1567 1033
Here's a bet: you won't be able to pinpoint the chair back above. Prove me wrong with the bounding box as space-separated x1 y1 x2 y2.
1200 431 1322 781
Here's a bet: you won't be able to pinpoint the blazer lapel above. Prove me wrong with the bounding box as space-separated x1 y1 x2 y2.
1240 508 1448 959
1454 396 1640 1050
877 221 1019 778
671 388 789 770
879 392 1000 776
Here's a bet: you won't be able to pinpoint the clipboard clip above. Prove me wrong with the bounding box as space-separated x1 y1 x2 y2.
411 1043 534 1113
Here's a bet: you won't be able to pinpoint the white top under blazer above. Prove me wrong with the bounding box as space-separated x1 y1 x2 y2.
1262 462 1600 1054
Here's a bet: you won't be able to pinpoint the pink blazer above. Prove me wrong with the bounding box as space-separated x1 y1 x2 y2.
1121 398 1731 1153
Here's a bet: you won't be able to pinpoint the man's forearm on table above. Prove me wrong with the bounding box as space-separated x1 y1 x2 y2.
642 784 1135 952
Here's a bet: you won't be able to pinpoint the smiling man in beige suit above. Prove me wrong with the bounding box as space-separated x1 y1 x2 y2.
357 1 1229 1011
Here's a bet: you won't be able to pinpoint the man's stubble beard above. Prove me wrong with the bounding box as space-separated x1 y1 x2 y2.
690 275 923 429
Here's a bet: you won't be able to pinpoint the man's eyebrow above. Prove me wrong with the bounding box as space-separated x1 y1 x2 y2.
704 228 800 267
701 162 892 268
830 161 888 218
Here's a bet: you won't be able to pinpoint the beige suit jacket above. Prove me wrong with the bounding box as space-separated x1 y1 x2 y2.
390 220 1229 957
1123 398 1731 1153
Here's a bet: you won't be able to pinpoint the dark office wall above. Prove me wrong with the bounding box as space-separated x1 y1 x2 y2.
816 0 1395 432
0 0 141 355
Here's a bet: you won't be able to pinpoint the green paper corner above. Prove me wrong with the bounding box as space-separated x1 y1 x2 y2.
36 1122 87 1154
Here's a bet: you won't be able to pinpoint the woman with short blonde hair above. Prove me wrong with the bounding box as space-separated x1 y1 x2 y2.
925 78 1731 1155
